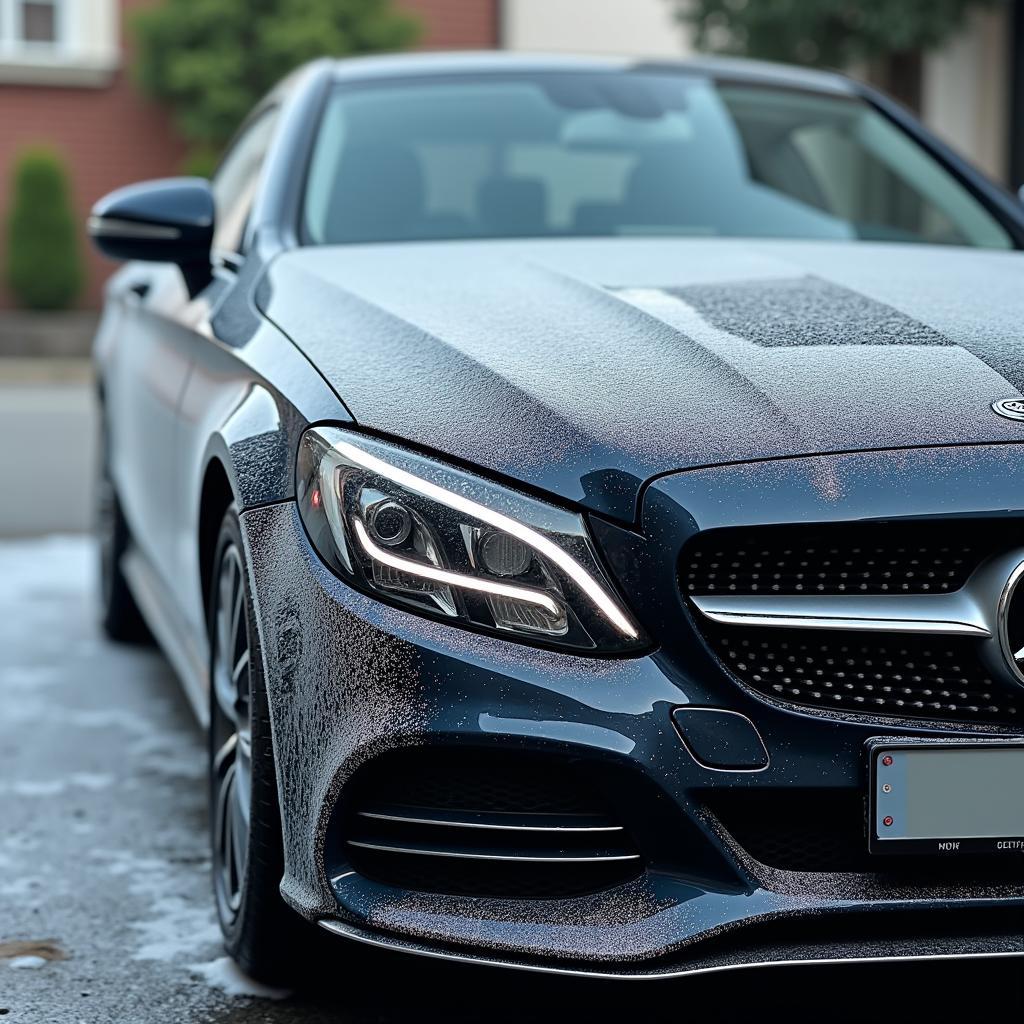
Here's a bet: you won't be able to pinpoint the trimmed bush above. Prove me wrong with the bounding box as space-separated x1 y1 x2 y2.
5 147 83 311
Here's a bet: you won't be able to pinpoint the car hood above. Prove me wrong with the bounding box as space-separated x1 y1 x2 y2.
258 238 1024 523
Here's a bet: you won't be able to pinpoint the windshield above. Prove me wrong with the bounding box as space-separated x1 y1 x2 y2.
303 72 1012 249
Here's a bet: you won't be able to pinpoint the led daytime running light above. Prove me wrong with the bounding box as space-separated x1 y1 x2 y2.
353 519 562 616
332 440 639 640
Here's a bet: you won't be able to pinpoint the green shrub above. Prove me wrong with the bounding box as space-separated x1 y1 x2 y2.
673 0 1000 70
134 0 421 154
5 146 83 311
180 145 219 180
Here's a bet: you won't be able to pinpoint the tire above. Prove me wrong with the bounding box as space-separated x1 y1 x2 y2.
207 506 321 985
97 461 151 644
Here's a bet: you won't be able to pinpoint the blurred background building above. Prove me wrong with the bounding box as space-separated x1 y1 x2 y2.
505 0 1016 188
0 0 500 311
0 0 1017 531
0 0 1018 315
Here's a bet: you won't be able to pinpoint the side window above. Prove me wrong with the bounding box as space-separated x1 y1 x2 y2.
211 108 279 255
789 123 948 244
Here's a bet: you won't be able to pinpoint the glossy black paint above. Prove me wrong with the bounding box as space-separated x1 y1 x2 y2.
89 177 215 294
671 708 770 770
91 52 1024 976
258 239 1024 524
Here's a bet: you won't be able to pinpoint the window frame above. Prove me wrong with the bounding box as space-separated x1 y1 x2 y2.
0 0 64 54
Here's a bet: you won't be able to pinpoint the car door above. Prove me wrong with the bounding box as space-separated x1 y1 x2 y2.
104 108 279 618
102 247 199 597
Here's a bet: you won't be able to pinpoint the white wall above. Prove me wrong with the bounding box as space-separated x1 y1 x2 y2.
502 0 691 58
921 6 1009 182
66 0 120 69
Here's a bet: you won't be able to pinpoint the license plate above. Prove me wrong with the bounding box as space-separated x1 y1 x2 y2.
868 740 1024 856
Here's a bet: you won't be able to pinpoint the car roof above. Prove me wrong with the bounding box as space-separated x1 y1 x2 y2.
326 50 857 96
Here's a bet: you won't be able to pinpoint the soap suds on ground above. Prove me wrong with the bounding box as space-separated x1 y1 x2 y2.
189 957 291 1000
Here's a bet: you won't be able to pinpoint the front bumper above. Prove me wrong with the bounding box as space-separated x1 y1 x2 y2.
239 445 1024 975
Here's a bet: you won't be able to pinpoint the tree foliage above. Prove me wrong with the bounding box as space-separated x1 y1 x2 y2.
673 0 1004 68
5 147 82 311
133 0 420 154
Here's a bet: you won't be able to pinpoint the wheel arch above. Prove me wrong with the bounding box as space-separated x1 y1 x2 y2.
194 378 302 628
198 455 236 629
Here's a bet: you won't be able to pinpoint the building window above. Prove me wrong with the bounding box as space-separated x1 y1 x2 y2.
22 2 58 43
0 0 62 50
0 0 119 86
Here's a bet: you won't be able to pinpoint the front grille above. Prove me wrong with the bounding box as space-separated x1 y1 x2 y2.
702 788 1024 882
341 751 642 899
683 521 1024 727
682 522 1013 597
708 624 1023 725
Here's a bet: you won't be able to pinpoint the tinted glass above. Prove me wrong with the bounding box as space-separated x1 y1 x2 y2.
211 108 279 253
304 73 1011 249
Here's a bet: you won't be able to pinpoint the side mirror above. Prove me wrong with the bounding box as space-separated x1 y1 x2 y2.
88 177 215 296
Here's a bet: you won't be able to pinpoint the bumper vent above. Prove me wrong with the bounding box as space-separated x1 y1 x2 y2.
341 751 642 899
702 788 869 872
702 788 1024 883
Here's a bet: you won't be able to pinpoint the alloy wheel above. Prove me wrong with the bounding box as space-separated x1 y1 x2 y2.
211 542 253 924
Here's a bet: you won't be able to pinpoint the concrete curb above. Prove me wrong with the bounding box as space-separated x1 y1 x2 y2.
0 311 99 359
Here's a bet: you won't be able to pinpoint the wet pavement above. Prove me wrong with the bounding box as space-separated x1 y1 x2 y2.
1 536 1022 1023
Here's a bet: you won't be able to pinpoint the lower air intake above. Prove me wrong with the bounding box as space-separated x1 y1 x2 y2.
341 751 642 899
701 788 1024 884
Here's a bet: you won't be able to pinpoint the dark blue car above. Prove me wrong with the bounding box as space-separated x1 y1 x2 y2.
89 52 1024 984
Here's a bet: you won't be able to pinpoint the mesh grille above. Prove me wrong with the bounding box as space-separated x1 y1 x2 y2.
702 788 1024 882
681 522 1006 597
703 788 867 872
707 624 1022 725
683 521 1024 726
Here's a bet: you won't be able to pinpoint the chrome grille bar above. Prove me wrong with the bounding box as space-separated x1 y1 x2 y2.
690 591 991 637
346 839 640 863
356 809 624 833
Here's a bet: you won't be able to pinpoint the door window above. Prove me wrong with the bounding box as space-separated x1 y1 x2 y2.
211 108 279 255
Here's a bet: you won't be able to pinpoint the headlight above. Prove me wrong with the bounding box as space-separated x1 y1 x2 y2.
296 427 645 654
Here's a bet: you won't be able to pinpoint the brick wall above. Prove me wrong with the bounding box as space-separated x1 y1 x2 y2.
0 0 499 311
404 0 500 49
0 0 187 310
